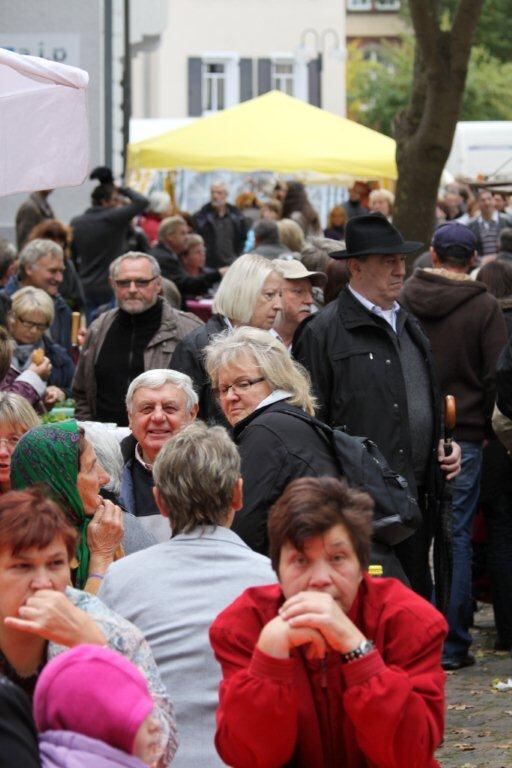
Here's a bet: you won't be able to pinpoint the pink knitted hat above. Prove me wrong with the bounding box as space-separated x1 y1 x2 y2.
33 644 154 754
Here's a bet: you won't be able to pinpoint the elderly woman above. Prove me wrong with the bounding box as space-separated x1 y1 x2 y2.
171 253 283 425
210 476 446 768
0 393 39 494
10 420 125 593
8 286 75 406
368 188 395 221
205 327 412 579
0 487 178 765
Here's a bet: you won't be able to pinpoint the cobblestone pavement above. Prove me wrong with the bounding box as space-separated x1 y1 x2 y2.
437 603 512 767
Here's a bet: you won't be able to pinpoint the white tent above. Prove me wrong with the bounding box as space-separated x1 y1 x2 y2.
0 47 89 197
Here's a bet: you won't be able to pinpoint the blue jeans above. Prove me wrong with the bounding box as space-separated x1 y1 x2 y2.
443 441 483 661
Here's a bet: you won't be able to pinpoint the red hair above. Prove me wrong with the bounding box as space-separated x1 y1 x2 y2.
0 487 77 558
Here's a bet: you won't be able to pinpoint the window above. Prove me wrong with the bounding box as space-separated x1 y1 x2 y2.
203 62 225 112
348 0 401 9
272 60 294 96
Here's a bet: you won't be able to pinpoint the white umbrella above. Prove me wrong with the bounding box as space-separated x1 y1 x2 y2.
0 47 89 197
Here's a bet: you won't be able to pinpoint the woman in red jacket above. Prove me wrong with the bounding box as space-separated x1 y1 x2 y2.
210 477 447 768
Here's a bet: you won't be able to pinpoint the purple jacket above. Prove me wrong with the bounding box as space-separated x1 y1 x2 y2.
39 731 149 768
0 366 44 413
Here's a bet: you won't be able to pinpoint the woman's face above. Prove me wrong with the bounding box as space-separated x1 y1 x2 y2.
183 244 206 274
217 354 272 426
0 423 30 490
9 311 49 346
369 196 390 217
0 536 70 622
76 441 110 516
278 523 363 613
249 272 283 330
330 209 345 228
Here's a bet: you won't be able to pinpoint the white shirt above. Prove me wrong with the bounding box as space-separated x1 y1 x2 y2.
348 284 400 332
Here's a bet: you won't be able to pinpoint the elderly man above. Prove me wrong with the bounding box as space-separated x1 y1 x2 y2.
193 182 247 268
272 259 326 348
99 421 274 768
3 239 71 350
293 214 461 600
252 220 291 260
150 215 224 301
119 369 198 541
72 252 201 425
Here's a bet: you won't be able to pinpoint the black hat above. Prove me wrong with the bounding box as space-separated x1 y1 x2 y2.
331 213 424 260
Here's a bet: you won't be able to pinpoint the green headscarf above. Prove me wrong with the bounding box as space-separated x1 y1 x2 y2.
10 420 91 589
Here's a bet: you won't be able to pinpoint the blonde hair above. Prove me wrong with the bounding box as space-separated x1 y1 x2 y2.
277 218 306 253
205 326 316 415
369 188 395 213
0 392 40 432
212 254 282 324
11 286 55 325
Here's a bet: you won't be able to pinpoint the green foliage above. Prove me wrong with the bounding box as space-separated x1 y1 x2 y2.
442 0 512 62
347 39 512 136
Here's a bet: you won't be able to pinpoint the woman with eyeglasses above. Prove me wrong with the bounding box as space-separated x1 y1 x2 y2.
8 287 75 407
204 326 341 556
0 393 39 495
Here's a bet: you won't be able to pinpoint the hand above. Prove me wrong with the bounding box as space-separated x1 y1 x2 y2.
279 591 365 654
257 615 327 660
4 589 106 646
87 500 124 570
43 386 66 406
438 438 461 481
29 356 52 381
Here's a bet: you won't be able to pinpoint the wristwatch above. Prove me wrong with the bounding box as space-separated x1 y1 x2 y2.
340 639 375 664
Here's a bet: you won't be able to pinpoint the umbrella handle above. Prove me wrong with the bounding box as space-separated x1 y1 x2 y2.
444 395 456 457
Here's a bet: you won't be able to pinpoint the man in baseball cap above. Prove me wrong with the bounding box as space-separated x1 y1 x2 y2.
272 258 326 348
401 220 507 670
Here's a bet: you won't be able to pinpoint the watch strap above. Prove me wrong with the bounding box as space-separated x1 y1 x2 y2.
340 639 375 664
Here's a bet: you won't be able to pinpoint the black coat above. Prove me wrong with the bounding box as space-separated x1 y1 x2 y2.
293 287 443 501
149 243 220 302
232 400 341 555
192 203 247 268
170 313 229 426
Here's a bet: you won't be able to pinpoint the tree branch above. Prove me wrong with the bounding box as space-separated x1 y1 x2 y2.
451 0 485 67
408 0 440 70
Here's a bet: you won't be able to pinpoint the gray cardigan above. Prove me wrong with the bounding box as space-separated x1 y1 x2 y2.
99 526 275 768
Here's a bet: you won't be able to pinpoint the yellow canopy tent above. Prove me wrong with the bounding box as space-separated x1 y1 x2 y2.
128 91 397 180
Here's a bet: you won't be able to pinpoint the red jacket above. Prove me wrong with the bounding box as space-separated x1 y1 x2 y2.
210 575 447 768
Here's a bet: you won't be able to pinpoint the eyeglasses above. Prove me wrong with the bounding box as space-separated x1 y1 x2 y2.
16 317 49 332
0 436 22 451
114 277 158 289
214 377 265 399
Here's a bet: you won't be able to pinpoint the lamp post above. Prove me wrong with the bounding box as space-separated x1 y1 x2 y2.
298 23 346 117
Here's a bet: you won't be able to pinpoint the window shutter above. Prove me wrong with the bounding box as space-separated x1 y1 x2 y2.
240 58 253 102
257 58 272 95
188 57 202 116
308 57 321 107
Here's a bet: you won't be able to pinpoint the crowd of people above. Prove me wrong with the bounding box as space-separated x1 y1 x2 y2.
0 169 512 767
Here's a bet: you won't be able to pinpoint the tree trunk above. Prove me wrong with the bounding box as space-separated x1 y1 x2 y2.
393 0 484 268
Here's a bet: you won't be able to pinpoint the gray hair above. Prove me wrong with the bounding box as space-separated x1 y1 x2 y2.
158 215 187 244
18 239 63 276
205 326 316 415
212 253 282 324
109 251 161 280
11 286 55 325
0 393 39 432
277 219 306 253
126 369 198 414
148 190 171 215
153 421 240 535
78 421 123 495
254 220 279 245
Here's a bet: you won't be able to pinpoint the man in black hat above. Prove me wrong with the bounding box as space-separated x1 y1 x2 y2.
293 213 461 599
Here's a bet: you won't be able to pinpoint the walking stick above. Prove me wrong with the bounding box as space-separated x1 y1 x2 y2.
434 394 456 614
444 395 457 458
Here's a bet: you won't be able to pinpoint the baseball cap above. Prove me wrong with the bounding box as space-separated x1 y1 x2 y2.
432 222 476 253
273 258 327 287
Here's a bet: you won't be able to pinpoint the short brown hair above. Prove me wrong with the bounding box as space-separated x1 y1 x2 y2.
0 487 77 559
268 477 374 572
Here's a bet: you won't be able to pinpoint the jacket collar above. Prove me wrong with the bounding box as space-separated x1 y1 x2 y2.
169 525 256 550
338 286 406 333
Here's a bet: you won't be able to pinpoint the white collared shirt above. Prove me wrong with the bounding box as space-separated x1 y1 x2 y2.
348 284 400 332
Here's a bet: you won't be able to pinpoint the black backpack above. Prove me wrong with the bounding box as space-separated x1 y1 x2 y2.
279 408 422 546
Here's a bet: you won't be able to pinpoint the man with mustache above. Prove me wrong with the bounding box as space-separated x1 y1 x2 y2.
272 260 326 349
